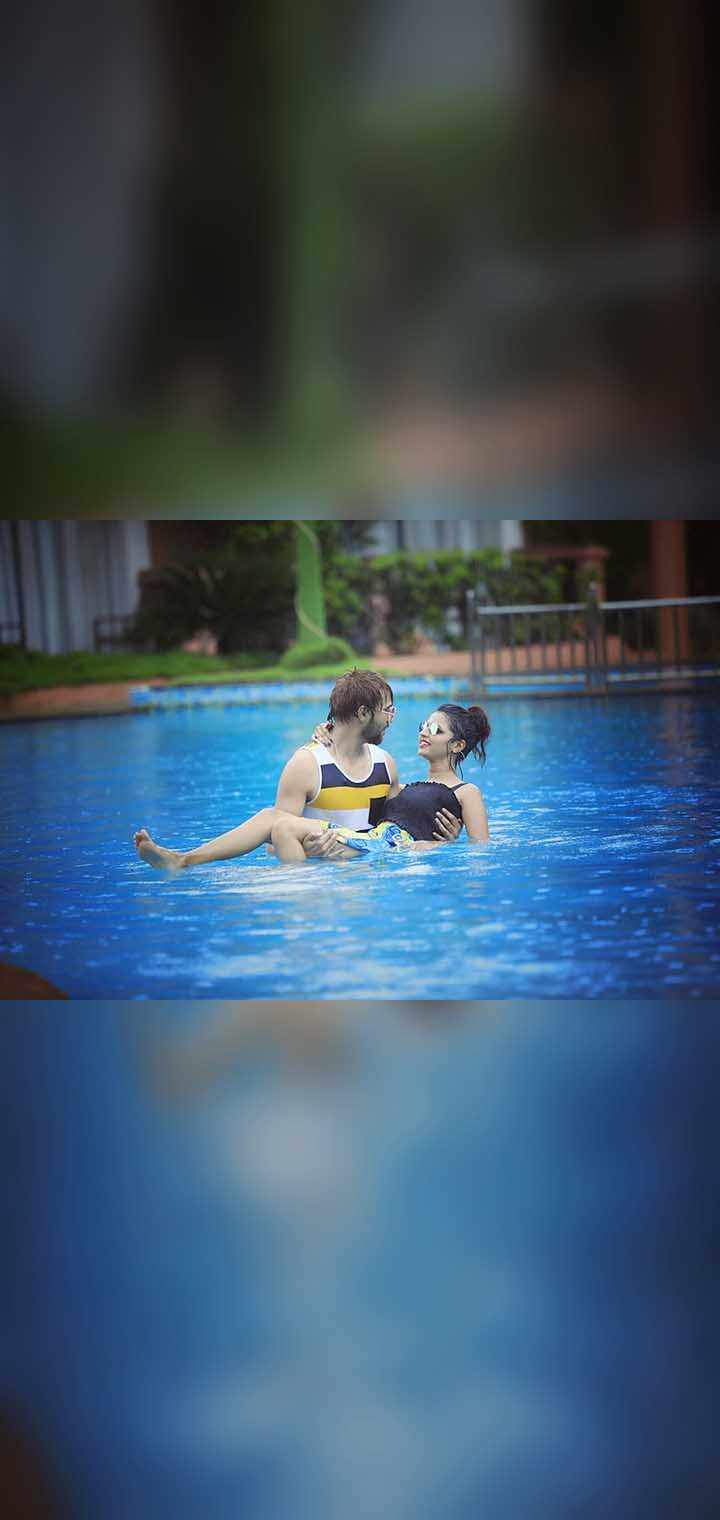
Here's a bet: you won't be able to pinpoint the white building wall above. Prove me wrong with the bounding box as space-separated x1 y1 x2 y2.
0 520 150 652
0 525 21 636
365 520 524 555
499 520 524 553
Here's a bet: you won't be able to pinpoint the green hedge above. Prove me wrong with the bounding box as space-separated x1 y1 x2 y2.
325 550 565 651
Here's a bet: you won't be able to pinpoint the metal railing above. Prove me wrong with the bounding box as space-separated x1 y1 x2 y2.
0 620 24 647
93 614 138 652
467 593 720 692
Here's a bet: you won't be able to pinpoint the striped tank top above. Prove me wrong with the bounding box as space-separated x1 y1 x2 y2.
303 742 392 831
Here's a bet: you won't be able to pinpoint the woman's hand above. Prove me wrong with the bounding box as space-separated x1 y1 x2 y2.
433 808 462 843
309 722 334 748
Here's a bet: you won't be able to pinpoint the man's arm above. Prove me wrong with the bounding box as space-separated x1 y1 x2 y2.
274 748 319 816
274 744 353 861
273 746 349 860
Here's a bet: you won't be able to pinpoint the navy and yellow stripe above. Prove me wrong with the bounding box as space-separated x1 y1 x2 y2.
304 743 392 831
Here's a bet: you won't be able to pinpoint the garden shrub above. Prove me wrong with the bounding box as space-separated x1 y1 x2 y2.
132 534 296 654
279 636 357 670
129 526 569 659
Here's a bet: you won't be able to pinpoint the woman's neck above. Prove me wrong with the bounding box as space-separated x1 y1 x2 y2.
425 760 458 786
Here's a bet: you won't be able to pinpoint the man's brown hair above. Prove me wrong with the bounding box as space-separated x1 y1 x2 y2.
328 669 394 722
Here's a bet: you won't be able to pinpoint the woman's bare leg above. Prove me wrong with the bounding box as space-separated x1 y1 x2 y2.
270 815 324 863
270 816 355 864
134 807 284 869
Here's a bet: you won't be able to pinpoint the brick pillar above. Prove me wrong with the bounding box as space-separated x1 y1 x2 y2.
650 520 689 659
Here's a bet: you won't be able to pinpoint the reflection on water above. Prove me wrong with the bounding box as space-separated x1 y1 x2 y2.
3 1001 720 1518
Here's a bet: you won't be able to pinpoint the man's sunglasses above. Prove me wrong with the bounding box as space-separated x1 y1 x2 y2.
326 702 396 727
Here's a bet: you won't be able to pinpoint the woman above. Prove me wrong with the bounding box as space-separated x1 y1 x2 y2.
134 703 490 868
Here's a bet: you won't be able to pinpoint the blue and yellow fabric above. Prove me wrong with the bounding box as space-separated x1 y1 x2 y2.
317 819 413 855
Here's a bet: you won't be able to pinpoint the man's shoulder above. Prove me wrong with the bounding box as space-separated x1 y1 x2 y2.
370 743 397 776
282 745 321 771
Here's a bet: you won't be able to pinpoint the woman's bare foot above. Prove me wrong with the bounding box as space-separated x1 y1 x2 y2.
133 829 186 870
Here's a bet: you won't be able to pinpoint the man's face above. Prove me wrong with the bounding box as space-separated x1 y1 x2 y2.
362 699 395 744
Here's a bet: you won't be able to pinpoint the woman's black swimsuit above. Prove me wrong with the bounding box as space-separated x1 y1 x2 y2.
382 781 464 841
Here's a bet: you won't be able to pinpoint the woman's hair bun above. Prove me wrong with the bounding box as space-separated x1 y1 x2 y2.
467 702 489 732
438 702 491 766
467 705 491 749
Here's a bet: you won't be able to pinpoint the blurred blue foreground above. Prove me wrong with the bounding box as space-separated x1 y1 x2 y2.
2 1001 720 1518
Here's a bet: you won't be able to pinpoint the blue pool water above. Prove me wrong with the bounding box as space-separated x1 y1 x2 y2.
2 693 720 998
3 1003 720 1517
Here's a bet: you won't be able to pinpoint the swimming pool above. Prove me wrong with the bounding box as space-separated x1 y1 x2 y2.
2 693 719 998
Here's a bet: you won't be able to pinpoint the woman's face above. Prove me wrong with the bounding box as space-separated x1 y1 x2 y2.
417 710 453 761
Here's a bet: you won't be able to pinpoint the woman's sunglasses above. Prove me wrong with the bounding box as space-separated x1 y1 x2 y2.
418 720 441 736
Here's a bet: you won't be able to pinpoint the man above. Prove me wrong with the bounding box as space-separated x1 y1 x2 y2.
275 668 460 859
133 668 459 868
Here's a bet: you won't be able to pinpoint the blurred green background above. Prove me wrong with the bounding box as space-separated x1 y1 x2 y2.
1 1 718 511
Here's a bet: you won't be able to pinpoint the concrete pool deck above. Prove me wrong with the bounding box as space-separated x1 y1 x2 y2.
1 681 138 721
0 668 472 721
0 653 475 721
2 647 718 721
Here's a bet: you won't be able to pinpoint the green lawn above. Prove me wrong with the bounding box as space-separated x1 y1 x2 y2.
0 648 397 697
2 414 369 513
